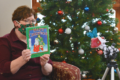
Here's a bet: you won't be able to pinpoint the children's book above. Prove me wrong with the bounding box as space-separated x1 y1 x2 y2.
26 25 50 58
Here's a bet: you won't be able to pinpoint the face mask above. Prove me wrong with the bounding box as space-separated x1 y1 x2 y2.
16 21 34 35
18 24 34 35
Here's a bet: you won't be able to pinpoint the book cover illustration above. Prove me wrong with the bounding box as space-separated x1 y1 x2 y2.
26 25 50 58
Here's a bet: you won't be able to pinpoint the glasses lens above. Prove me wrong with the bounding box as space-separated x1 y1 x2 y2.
32 20 36 24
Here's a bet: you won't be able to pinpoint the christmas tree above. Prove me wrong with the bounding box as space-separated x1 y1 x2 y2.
37 0 120 79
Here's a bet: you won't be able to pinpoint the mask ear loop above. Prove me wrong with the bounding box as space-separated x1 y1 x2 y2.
15 20 21 28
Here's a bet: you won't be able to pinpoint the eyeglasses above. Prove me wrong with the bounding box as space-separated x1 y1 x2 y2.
23 19 36 24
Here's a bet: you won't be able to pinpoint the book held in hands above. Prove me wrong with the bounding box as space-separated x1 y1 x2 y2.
26 25 50 58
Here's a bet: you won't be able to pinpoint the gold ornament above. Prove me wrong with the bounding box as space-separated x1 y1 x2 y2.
90 51 92 54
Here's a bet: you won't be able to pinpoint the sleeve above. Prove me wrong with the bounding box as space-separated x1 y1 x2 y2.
0 38 13 77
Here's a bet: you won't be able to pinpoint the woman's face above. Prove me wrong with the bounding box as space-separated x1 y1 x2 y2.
14 14 36 36
19 15 36 25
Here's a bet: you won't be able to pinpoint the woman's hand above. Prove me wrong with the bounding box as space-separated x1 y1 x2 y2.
22 49 31 62
40 54 50 67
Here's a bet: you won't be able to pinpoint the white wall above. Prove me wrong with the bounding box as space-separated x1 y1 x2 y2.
0 0 32 37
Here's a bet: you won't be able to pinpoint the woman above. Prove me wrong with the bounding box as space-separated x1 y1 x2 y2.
0 5 52 80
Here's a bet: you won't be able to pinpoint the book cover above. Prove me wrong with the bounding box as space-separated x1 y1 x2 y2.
26 25 50 58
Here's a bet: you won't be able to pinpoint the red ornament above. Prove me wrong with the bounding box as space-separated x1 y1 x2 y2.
106 9 109 12
118 48 120 51
62 61 66 63
58 28 64 34
97 50 103 55
58 10 63 15
97 20 102 26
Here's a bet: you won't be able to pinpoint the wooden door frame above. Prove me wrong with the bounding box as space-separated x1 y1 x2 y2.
113 0 120 31
32 0 41 12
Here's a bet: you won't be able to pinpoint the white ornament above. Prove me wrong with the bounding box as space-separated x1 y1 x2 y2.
82 57 85 59
84 25 90 31
70 37 72 40
54 39 58 44
78 49 84 54
82 74 86 78
65 28 71 34
114 27 118 32
65 57 67 59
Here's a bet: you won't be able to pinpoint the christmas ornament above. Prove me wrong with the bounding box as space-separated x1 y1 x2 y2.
36 18 40 23
82 57 85 59
70 37 72 40
58 10 63 15
65 57 67 59
54 39 59 44
84 6 89 12
91 37 101 48
106 9 109 12
62 61 66 63
114 27 118 33
97 20 102 26
78 49 84 54
118 48 120 51
65 28 71 34
90 51 92 54
97 50 103 55
84 25 90 31
82 74 87 78
91 36 108 49
66 51 68 53
58 28 64 34
87 27 97 38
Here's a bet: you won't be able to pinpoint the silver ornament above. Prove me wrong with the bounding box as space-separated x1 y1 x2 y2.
78 49 84 54
84 25 90 31
65 28 71 34
82 74 86 78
